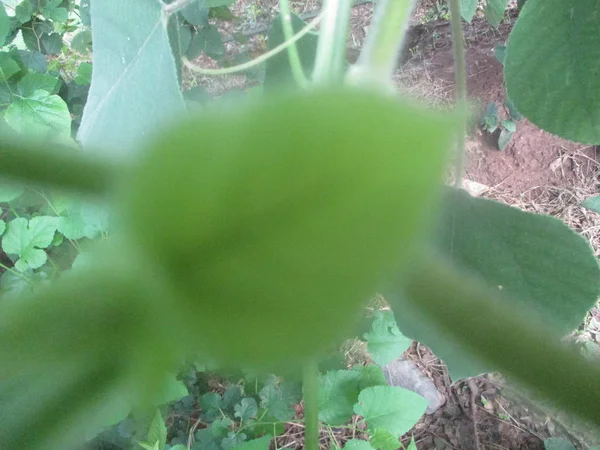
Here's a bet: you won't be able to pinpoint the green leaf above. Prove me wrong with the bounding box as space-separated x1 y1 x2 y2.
58 202 108 240
209 6 235 21
4 90 71 138
180 1 209 26
187 24 225 60
264 13 319 90
364 310 411 366
353 386 427 437
17 50 47 73
393 188 600 380
178 22 192 55
0 181 24 202
146 410 167 450
230 436 272 450
17 72 59 96
221 431 246 450
318 370 362 425
157 375 188 405
234 397 258 421
39 33 63 55
74 62 92 85
544 438 576 450
494 44 506 65
459 0 478 22
41 0 68 23
498 128 514 150
581 196 600 214
0 4 9 45
15 1 34 24
71 29 93 53
0 52 20 81
0 219 5 236
205 0 235 6
77 0 186 157
504 98 523 121
483 0 509 27
355 365 387 391
199 392 222 421
259 382 300 421
369 428 398 450
2 216 58 271
406 436 417 450
222 386 242 410
124 88 458 368
505 0 600 144
343 439 376 450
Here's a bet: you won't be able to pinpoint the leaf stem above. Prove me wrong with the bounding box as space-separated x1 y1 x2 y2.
182 10 325 76
448 0 467 187
347 0 416 89
279 0 309 88
303 360 319 450
402 251 600 426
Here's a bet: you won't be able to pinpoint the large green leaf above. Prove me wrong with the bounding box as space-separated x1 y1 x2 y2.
0 52 20 81
0 3 9 45
4 90 71 138
259 382 300 421
77 0 186 157
484 0 509 27
363 310 411 366
459 0 478 22
17 72 60 96
318 370 362 425
41 0 68 23
353 386 427 437
123 88 458 368
505 0 600 144
391 188 600 379
180 1 209 26
2 216 58 271
369 428 399 450
263 13 319 90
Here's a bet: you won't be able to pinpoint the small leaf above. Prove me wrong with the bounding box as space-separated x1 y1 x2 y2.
484 0 509 27
343 439 376 450
199 392 222 421
504 98 523 121
146 410 167 450
187 25 225 60
223 386 242 409
581 196 600 214
498 128 514 150
544 438 576 450
502 119 516 133
459 0 478 22
354 386 427 437
259 382 301 421
71 29 93 53
2 216 58 271
406 436 418 450
364 310 411 366
17 72 60 96
234 398 258 421
74 62 92 85
4 90 71 139
369 428 398 450
15 2 34 24
42 0 68 23
180 1 209 26
494 44 506 65
230 436 272 450
0 52 20 81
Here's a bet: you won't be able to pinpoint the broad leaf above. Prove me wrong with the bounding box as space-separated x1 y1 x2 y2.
459 0 478 22
369 428 399 450
199 392 222 421
234 398 258 421
0 4 9 45
0 52 20 81
221 431 246 450
483 0 509 27
180 1 209 26
498 128 513 150
41 0 68 23
353 386 427 437
74 62 92 85
231 436 272 450
355 365 387 391
259 382 300 421
222 386 242 410
17 50 47 73
4 90 71 138
15 2 34 24
17 72 59 96
318 370 362 425
343 439 376 450
505 0 600 144
186 25 225 60
391 188 600 379
146 410 167 450
77 0 186 157
2 216 58 271
71 29 93 53
364 310 411 366
582 196 600 214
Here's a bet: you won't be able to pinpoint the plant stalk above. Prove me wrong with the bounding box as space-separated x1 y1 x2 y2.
347 0 416 89
279 0 309 88
402 251 600 426
303 360 319 450
448 0 468 187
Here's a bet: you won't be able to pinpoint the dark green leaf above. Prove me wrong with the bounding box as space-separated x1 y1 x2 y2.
0 52 20 81
42 0 68 23
498 128 513 150
483 0 509 27
15 1 34 24
230 436 272 450
234 397 258 421
71 29 92 53
581 196 600 214
223 386 242 410
364 310 411 366
459 0 478 22
221 431 246 450
18 50 48 73
74 62 92 85
0 4 9 45
355 365 387 391
17 72 60 96
180 1 209 26
4 90 71 139
178 23 192 55
39 32 63 55
259 382 300 421
78 0 186 156
209 6 235 21
505 0 600 144
187 25 225 60
79 0 91 26
199 392 222 421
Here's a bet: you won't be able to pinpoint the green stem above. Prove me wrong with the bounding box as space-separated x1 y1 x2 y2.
402 251 600 426
347 0 416 89
312 0 353 84
279 0 309 88
0 140 118 196
303 360 319 450
448 0 467 187
182 10 325 76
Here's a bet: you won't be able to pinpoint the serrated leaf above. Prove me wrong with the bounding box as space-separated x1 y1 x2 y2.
147 410 167 450
77 0 186 157
483 0 509 27
259 382 301 421
343 439 375 450
74 62 92 85
459 0 478 22
187 24 224 60
2 216 58 271
17 72 59 96
364 310 411 366
180 1 209 26
0 52 20 81
505 0 600 144
369 428 398 450
222 386 242 410
498 128 514 150
234 397 258 421
354 386 427 437
0 4 9 45
4 90 71 138
582 196 600 214
199 392 222 421
390 188 600 380
221 431 246 450
231 436 272 450
318 370 361 425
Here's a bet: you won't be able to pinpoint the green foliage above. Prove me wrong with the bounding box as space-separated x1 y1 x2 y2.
581 196 600 214
483 0 510 27
363 310 411 366
459 0 478 22
505 0 600 144
544 437 576 450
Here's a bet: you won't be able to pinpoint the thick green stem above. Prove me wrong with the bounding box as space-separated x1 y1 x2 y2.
303 360 319 450
448 0 467 187
279 0 309 88
312 0 353 84
347 0 416 88
0 141 118 196
402 251 600 426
